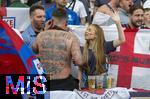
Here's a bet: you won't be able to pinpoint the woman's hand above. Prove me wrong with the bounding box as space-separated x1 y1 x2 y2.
110 11 120 24
111 11 126 48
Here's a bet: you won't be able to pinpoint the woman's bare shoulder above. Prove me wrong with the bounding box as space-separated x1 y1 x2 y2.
97 4 112 15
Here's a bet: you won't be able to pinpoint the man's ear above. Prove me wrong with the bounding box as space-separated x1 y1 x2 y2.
48 19 54 26
65 21 67 27
63 19 67 27
30 16 33 22
44 19 54 30
129 14 132 18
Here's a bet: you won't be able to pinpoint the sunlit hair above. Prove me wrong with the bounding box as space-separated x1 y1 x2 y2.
82 24 106 74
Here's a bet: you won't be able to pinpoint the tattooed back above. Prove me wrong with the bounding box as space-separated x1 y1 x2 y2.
35 30 82 80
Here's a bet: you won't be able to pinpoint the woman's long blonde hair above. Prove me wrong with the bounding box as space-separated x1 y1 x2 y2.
82 24 106 74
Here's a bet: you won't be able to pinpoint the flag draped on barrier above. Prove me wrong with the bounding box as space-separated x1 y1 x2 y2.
108 28 150 90
0 20 44 74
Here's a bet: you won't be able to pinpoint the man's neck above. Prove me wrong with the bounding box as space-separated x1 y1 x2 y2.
32 26 42 34
56 24 68 31
31 23 43 34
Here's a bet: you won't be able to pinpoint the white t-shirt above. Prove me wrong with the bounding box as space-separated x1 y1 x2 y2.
67 0 87 18
143 0 150 8
92 12 114 26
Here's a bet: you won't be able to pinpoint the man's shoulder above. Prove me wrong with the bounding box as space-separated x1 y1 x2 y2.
38 30 78 45
22 28 29 38
68 31 78 37
67 31 80 42
22 25 35 40
22 25 33 34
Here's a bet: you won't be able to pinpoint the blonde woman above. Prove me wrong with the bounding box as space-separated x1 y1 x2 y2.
79 11 125 88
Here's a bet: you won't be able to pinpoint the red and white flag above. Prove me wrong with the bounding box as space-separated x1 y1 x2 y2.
104 28 150 90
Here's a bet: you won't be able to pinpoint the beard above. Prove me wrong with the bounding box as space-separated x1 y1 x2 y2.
35 23 44 31
131 20 143 28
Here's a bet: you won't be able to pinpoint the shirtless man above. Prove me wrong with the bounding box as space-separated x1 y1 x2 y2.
32 8 83 91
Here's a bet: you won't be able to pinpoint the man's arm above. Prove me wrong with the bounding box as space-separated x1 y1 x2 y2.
32 39 39 54
71 37 83 66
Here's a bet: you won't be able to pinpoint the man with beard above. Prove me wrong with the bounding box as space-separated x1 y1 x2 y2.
122 5 144 29
119 0 133 24
22 4 46 48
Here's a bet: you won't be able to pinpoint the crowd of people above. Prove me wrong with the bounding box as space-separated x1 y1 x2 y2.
0 0 150 99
